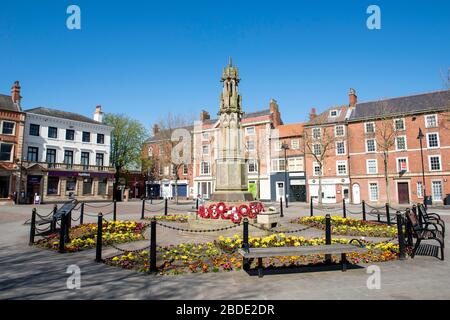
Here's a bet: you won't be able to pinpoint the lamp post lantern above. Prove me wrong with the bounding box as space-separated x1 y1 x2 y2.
281 142 290 208
417 128 427 208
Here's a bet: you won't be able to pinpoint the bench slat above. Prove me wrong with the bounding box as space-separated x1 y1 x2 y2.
238 244 367 258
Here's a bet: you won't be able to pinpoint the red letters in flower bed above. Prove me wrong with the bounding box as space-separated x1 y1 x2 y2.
198 202 264 223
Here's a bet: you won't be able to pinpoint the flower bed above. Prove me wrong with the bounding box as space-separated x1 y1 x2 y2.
36 220 147 252
144 215 189 223
291 216 397 238
104 233 400 275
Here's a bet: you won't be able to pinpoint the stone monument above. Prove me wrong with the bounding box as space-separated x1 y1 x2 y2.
211 58 254 202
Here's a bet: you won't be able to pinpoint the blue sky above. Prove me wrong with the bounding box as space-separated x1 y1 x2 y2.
0 0 448 129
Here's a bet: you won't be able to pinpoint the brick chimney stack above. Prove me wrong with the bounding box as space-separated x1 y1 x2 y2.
152 124 159 135
309 107 317 120
349 88 357 107
200 110 210 122
93 105 103 123
11 81 21 108
269 99 282 127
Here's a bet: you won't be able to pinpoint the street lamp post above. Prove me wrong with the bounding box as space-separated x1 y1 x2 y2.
281 142 289 208
417 128 427 208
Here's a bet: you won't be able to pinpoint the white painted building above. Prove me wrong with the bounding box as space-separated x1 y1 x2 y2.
22 106 114 203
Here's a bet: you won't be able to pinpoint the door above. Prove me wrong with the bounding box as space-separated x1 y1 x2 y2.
0 176 10 198
397 182 410 204
290 185 306 202
352 184 360 204
322 185 336 204
248 181 257 199
275 182 284 201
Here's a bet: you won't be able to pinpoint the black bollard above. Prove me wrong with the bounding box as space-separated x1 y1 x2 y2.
280 197 284 218
141 199 145 220
29 208 37 245
385 203 391 225
362 200 366 221
325 214 332 264
342 199 346 218
242 218 250 271
195 198 199 210
310 196 314 217
113 200 117 221
65 213 71 242
164 198 168 216
95 213 103 262
149 218 157 272
59 214 66 253
396 212 406 260
80 202 84 225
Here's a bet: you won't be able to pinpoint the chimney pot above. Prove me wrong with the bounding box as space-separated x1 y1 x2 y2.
11 81 21 106
93 105 103 122
349 88 357 106
152 124 159 135
309 107 317 120
200 110 210 122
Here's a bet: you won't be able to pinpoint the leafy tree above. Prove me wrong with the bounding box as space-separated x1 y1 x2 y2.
103 113 148 200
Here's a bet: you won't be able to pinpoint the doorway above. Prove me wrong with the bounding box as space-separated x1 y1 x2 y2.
397 182 410 204
352 183 360 204
0 176 10 198
290 185 306 202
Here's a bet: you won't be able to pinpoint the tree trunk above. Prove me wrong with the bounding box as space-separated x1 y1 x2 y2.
113 166 121 201
318 165 323 205
384 153 390 205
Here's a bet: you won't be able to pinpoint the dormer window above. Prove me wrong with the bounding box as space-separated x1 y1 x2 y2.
329 109 339 117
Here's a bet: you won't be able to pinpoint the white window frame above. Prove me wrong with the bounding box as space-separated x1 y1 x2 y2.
428 155 442 172
366 159 378 174
202 145 209 155
365 122 375 134
313 143 321 156
200 161 210 175
248 159 258 173
272 158 286 172
291 139 300 150
0 142 14 162
312 128 321 139
1 121 16 136
368 182 379 202
416 181 424 198
334 125 345 137
431 180 443 201
336 160 348 176
425 114 438 128
366 139 376 153
312 162 321 176
395 135 408 151
245 126 255 136
426 132 440 149
246 140 255 152
396 157 409 173
202 132 209 140
182 164 188 176
147 146 153 157
329 109 339 117
335 140 346 155
394 118 406 131
288 157 303 172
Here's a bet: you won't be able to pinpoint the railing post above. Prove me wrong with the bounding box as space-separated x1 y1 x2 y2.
113 200 117 221
141 199 145 220
325 214 332 264
164 198 168 216
58 214 66 253
280 197 284 218
396 212 406 260
149 218 157 272
80 202 84 225
342 199 346 218
310 196 314 217
29 208 37 245
362 200 366 221
242 218 250 271
95 213 103 262
385 203 391 225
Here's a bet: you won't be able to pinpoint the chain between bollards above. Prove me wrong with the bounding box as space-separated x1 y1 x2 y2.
95 212 103 262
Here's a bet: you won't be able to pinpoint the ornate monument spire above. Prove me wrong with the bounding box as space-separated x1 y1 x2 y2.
219 57 243 115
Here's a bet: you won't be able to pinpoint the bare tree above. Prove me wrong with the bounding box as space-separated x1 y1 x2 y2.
303 125 338 205
155 112 195 204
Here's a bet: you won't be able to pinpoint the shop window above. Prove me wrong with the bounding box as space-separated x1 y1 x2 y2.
83 178 93 195
98 179 107 195
66 178 77 193
47 177 59 195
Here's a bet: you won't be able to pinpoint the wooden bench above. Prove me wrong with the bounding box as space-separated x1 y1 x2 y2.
238 244 368 277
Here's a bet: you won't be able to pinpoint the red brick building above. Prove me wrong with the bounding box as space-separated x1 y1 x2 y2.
348 90 450 205
0 81 25 202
